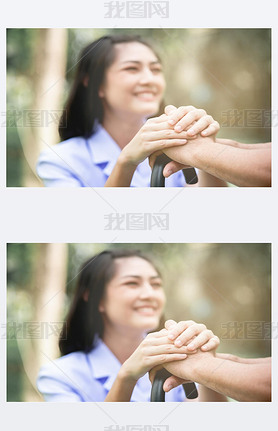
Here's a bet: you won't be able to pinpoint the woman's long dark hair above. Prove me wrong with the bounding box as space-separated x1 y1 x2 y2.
59 249 161 356
59 35 159 141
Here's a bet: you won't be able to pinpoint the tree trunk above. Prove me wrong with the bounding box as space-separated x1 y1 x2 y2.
19 28 68 186
18 243 68 401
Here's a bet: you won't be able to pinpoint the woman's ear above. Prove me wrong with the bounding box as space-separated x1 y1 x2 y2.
83 290 89 302
98 87 105 98
98 300 105 313
83 75 89 87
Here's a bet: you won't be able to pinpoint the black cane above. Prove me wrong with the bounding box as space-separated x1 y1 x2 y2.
150 154 198 187
151 368 198 401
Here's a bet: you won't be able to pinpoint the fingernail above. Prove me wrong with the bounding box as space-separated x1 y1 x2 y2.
168 333 175 340
166 169 173 175
175 339 182 347
188 128 195 135
167 384 173 391
174 125 182 132
202 130 207 136
202 345 208 351
188 343 195 350
168 119 175 125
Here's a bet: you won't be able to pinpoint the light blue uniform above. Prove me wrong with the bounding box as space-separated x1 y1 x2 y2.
37 125 186 187
37 339 186 402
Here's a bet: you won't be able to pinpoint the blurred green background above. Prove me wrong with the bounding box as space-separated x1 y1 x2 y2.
7 243 271 401
7 28 271 186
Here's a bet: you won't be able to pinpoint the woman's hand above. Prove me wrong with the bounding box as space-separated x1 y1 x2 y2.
165 105 220 137
165 319 220 352
120 114 189 167
120 328 188 382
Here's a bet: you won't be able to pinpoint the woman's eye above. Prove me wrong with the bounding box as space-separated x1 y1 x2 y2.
126 281 138 286
151 68 162 74
125 67 138 72
151 283 162 289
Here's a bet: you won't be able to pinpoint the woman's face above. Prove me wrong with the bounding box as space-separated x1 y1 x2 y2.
99 42 166 120
99 256 166 334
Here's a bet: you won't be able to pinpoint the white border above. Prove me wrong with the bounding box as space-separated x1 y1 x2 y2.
1 0 277 429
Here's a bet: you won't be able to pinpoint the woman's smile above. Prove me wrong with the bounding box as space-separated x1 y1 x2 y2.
100 42 165 119
99 256 166 332
133 90 158 101
133 304 158 316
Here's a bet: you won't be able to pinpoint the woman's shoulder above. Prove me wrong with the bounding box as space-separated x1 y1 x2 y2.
38 136 88 160
38 350 90 378
37 350 104 401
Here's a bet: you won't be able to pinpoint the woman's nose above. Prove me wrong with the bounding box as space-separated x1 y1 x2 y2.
139 283 155 297
138 67 155 84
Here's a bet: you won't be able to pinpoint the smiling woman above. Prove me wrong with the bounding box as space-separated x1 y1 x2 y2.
36 34 224 187
36 249 224 402
99 42 165 120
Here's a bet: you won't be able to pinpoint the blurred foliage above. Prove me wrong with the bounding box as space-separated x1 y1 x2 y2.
7 28 271 186
7 243 271 401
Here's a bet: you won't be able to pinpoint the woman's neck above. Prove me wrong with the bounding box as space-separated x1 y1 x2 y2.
102 110 145 149
101 326 145 364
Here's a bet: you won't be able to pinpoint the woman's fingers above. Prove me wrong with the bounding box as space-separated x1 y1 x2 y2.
200 335 220 351
175 111 207 133
173 323 207 347
143 128 188 141
201 121 220 136
147 139 188 152
144 343 188 356
165 106 219 137
151 353 188 366
144 335 184 347
146 114 169 124
163 319 220 353
187 117 219 137
167 320 196 341
148 328 169 338
166 105 196 127
185 329 215 351
165 319 177 330
164 105 177 116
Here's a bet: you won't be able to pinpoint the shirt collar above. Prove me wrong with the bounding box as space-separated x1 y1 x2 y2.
87 339 151 396
86 123 159 186
88 338 121 380
87 124 121 166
